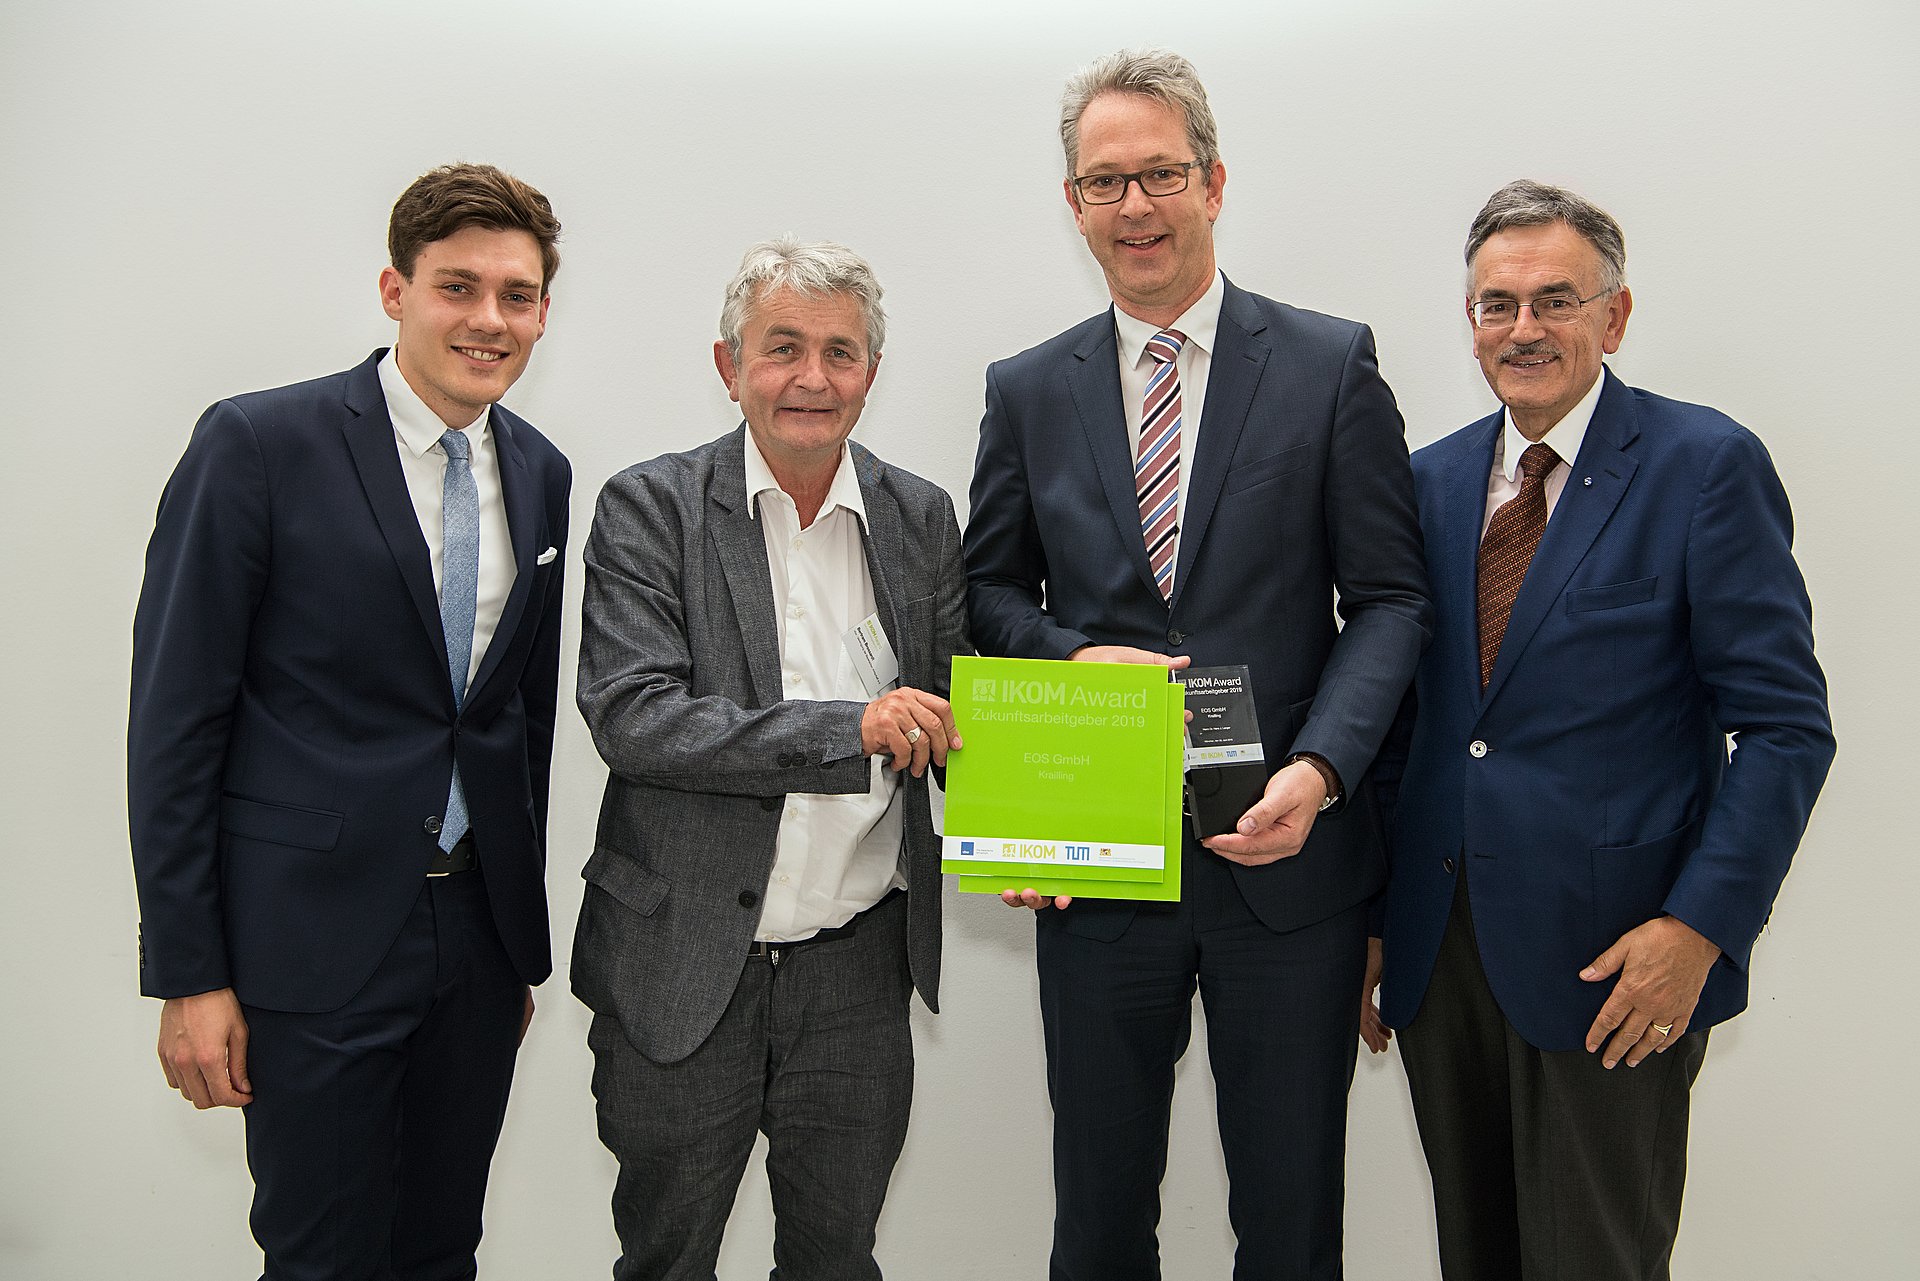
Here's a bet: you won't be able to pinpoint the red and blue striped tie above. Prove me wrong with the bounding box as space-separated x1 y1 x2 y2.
1138 329 1187 600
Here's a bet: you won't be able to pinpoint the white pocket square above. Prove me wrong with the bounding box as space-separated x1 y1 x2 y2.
536 546 558 565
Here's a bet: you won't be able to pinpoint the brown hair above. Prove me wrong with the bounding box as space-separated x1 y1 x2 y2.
388 163 562 293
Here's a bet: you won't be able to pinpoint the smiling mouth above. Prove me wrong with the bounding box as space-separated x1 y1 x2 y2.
1501 346 1559 370
1119 235 1166 249
455 346 507 363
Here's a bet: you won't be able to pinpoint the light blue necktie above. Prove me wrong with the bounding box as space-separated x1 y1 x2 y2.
438 429 479 852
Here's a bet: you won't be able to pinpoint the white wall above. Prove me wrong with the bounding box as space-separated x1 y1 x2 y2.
3 0 1914 1275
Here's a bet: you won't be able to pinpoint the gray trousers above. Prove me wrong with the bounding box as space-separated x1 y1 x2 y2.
588 890 914 1281
1398 874 1709 1281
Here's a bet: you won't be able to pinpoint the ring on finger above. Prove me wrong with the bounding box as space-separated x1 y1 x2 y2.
905 726 922 744
1651 1022 1673 1037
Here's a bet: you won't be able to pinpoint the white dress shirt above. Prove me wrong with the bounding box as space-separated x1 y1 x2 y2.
1482 369 1606 536
1113 271 1225 574
379 351 516 694
745 432 904 942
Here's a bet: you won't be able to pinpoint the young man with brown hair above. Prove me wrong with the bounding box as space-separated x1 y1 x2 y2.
129 162 571 1280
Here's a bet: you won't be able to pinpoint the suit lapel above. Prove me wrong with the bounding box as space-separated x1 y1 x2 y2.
1482 370 1641 703
851 443 906 667
1443 414 1501 711
468 408 541 699
707 427 784 707
1173 280 1264 605
1066 314 1165 603
340 356 445 669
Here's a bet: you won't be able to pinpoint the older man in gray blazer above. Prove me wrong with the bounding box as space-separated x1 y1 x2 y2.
573 237 968 1281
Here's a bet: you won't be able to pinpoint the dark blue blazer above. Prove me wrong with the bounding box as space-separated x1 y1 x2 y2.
1378 369 1834 1050
129 350 571 1013
965 278 1431 935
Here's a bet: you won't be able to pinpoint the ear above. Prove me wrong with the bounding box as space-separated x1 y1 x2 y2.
1601 286 1633 355
713 340 742 403
1202 159 1226 223
863 350 882 395
1064 178 1088 235
378 266 406 322
534 292 551 340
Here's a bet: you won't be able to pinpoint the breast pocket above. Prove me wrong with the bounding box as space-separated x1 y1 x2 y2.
1565 576 1658 614
1224 444 1310 497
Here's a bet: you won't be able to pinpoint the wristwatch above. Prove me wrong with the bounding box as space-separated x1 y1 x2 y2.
1284 752 1342 812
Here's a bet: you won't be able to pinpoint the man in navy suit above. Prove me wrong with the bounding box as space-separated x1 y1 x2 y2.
966 49 1430 1279
1364 180 1834 1279
128 163 571 1280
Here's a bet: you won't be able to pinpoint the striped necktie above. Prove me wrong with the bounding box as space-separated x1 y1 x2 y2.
1138 329 1187 601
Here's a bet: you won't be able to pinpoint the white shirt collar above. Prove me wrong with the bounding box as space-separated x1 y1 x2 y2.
743 428 869 531
1498 366 1605 479
378 348 489 458
1113 269 1225 367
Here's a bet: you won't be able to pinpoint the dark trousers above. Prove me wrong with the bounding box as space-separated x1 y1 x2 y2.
1037 843 1368 1281
1398 875 1708 1281
588 890 914 1281
241 868 526 1281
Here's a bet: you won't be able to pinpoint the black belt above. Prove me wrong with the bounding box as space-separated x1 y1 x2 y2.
427 835 477 877
748 888 901 959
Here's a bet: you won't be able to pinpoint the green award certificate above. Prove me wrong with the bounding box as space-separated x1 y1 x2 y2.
941 655 1185 901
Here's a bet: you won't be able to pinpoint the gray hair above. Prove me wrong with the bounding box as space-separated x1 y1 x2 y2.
1060 49 1220 178
718 236 886 364
1465 180 1628 294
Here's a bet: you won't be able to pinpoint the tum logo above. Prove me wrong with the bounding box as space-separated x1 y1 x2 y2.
971 677 997 703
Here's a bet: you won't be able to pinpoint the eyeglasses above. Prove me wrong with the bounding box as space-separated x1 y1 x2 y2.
1468 289 1613 330
1069 161 1206 205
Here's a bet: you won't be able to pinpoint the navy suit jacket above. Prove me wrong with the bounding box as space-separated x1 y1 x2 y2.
1378 369 1834 1050
965 278 1430 936
129 350 571 1013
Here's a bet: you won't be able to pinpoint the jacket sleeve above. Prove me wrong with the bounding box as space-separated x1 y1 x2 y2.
576 466 870 798
1286 324 1433 800
127 400 270 999
1660 427 1834 969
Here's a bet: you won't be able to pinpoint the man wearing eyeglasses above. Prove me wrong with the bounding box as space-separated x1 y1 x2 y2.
1363 180 1833 1279
965 49 1429 1279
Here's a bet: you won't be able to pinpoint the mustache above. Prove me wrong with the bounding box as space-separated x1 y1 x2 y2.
1499 340 1561 362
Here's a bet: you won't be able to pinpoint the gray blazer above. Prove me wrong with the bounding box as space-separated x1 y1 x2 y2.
573 426 967 1064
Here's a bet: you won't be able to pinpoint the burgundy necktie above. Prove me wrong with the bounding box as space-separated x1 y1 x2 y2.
1138 330 1186 601
1477 442 1560 686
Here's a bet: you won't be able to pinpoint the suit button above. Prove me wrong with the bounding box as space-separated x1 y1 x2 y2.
739 890 760 909
760 798 782 812
1443 857 1455 874
777 752 793 767
1468 740 1488 758
1167 629 1185 646
423 816 443 834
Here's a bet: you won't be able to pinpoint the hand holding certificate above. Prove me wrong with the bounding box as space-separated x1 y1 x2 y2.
941 656 1187 901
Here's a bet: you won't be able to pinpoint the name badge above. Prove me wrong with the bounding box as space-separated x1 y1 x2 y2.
843 612 900 698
